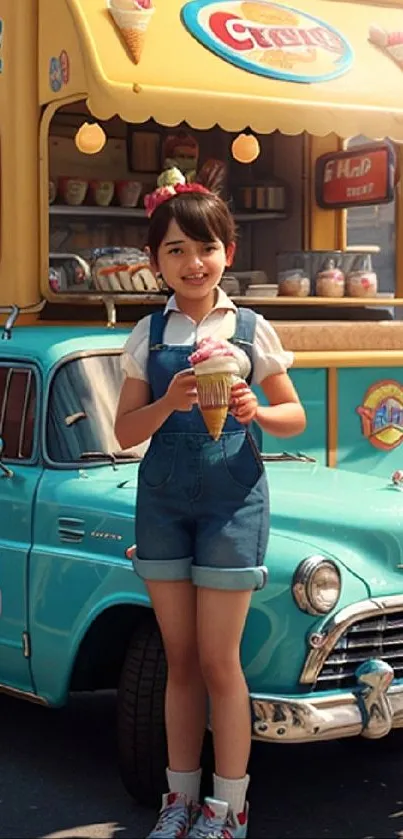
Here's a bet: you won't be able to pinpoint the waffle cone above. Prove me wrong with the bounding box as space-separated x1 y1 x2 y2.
200 406 229 441
121 26 145 62
195 371 233 440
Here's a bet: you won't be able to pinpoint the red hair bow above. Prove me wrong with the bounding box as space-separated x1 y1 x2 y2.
144 183 211 218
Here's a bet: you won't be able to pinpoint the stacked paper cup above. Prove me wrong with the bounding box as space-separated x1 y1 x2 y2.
108 0 155 64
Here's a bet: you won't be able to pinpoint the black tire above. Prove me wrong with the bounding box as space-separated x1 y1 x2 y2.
117 616 168 806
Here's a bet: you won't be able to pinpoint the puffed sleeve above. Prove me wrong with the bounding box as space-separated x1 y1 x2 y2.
120 316 151 381
252 315 294 385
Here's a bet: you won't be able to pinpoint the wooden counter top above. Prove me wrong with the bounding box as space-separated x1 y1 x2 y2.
273 320 403 352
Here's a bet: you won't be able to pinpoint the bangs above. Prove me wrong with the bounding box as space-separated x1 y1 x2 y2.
169 194 231 244
147 192 236 258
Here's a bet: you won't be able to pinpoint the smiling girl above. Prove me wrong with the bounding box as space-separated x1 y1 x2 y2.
115 184 306 839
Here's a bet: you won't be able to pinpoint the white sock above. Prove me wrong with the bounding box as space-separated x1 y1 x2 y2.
213 773 250 816
166 767 202 804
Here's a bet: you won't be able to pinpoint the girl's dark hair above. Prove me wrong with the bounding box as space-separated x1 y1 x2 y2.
147 191 237 260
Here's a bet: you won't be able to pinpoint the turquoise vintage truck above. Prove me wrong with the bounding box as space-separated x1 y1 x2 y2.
3 0 403 809
1 315 403 805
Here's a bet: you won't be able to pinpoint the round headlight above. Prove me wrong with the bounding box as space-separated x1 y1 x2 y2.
292 556 341 616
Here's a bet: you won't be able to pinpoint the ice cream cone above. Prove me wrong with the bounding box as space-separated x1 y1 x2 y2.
189 338 251 441
108 2 154 64
369 25 403 68
195 371 233 440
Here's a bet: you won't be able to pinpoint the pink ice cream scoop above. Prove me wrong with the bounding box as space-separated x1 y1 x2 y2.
189 337 238 367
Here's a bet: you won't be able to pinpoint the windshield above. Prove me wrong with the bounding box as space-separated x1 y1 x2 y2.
46 353 315 465
46 352 139 464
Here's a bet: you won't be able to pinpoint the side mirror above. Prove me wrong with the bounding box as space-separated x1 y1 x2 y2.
0 438 13 478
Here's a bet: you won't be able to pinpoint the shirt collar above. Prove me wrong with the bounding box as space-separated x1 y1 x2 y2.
164 286 237 316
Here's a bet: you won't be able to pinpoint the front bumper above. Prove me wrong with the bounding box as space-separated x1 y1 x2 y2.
251 658 403 743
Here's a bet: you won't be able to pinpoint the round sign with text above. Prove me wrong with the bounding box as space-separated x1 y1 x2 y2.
181 0 353 83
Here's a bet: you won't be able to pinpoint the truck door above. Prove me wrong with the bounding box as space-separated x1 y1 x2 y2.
0 363 42 692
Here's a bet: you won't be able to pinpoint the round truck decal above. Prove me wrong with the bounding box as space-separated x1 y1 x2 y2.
356 380 403 451
181 0 353 83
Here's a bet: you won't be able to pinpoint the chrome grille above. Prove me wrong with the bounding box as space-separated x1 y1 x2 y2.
315 611 403 691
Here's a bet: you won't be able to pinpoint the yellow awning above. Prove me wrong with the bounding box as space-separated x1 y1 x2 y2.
40 0 403 139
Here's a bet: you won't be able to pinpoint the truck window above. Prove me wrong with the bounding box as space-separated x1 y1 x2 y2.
0 366 37 460
46 352 133 463
346 135 396 296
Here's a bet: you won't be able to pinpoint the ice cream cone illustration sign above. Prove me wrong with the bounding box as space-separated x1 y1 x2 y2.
369 25 403 71
108 0 154 64
181 0 353 83
356 380 403 451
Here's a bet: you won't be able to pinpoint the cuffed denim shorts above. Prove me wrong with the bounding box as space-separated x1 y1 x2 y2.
134 430 269 591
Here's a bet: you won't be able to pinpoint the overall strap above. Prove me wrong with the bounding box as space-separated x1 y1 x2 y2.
233 307 263 452
232 307 257 385
149 310 167 350
233 307 257 345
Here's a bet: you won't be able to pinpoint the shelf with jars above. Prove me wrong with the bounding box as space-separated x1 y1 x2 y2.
49 204 287 222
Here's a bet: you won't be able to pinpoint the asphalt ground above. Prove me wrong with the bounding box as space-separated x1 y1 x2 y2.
1 690 403 838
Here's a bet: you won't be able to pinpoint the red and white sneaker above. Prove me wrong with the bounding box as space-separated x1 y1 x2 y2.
188 797 249 838
147 792 196 838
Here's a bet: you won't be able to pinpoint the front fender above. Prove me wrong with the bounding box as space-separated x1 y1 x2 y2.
242 531 369 695
29 555 150 706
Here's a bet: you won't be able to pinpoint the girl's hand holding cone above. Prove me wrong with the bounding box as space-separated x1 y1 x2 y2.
230 380 258 424
163 369 198 413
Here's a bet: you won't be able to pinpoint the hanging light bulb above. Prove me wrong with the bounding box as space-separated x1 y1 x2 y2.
231 132 260 164
75 121 107 155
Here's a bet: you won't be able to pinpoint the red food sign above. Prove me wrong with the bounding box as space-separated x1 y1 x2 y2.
315 142 397 209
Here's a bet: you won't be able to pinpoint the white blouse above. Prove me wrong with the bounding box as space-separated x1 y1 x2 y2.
121 288 293 386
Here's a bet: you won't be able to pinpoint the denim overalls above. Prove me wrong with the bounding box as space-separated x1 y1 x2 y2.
134 307 269 590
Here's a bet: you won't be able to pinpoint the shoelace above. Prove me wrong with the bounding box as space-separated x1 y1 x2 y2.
190 807 233 839
151 800 189 837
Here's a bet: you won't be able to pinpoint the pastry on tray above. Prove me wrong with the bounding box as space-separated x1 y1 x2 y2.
90 247 162 293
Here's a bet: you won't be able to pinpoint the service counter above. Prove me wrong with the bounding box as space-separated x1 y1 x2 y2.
255 317 403 477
